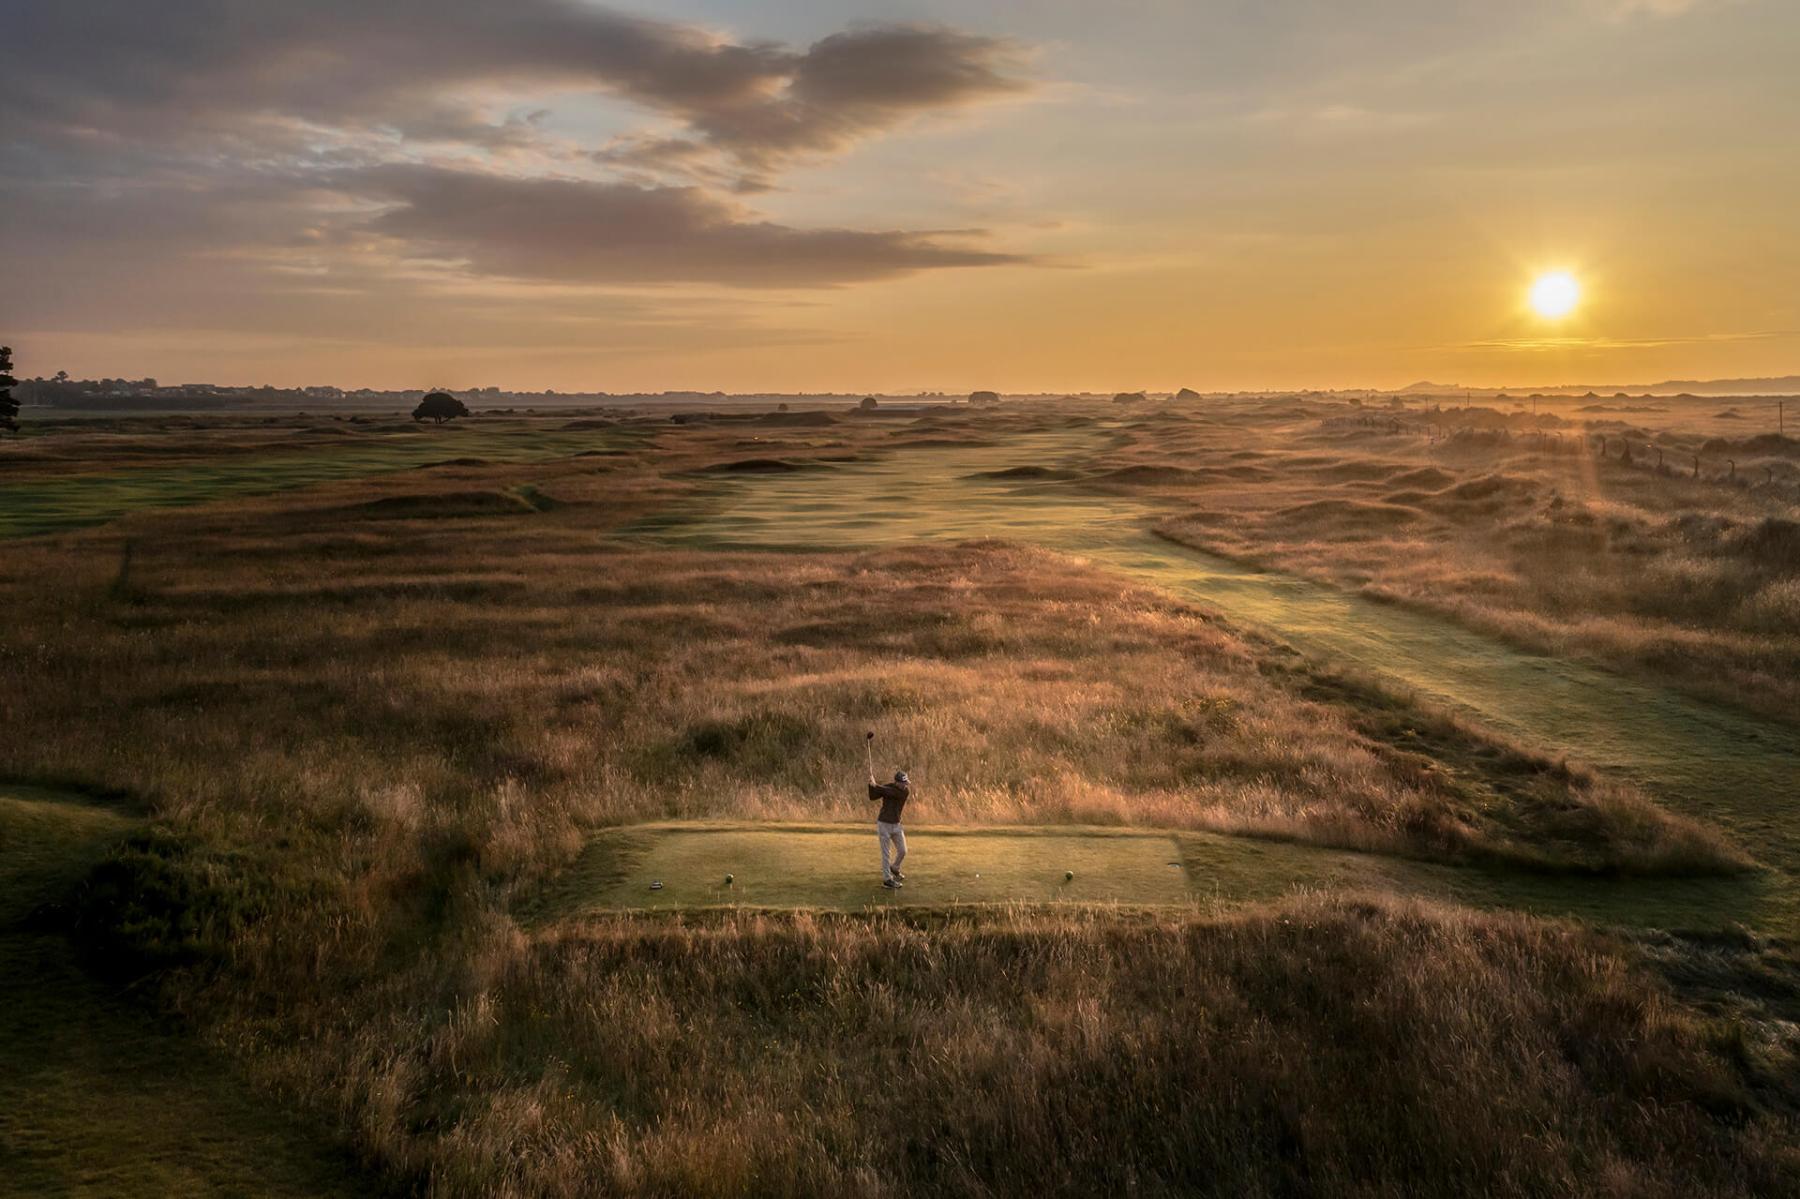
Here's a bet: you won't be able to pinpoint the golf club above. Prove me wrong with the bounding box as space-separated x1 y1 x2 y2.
864 729 876 780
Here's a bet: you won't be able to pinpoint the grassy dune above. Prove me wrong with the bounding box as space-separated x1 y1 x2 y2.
0 414 640 538
0 408 1786 1196
0 457 1737 876
1089 397 1800 722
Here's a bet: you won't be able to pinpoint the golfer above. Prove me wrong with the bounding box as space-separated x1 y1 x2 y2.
868 769 912 888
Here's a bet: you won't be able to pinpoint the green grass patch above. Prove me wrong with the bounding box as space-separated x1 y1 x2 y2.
532 821 1776 933
552 823 1191 911
0 427 624 538
0 786 368 1197
531 821 1448 917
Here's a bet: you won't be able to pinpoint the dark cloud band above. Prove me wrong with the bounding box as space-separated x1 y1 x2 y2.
5 2 1026 169
352 165 1030 286
2 2 1034 291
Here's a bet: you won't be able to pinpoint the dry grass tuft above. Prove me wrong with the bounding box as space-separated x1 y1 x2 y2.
1094 397 1800 721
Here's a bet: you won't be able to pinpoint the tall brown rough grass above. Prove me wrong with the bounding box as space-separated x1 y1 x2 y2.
0 411 1782 1196
1099 397 1800 722
329 899 1800 1197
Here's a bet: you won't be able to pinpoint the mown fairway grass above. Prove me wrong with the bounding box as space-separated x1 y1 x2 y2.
0 420 634 538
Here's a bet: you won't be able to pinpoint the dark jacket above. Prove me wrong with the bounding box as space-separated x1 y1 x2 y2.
868 780 910 825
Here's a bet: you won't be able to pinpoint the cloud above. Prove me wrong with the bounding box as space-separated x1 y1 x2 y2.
1595 0 1713 19
3 3 1028 172
348 165 1030 286
1456 330 1790 353
0 1 1041 316
1244 103 1439 136
698 25 1030 171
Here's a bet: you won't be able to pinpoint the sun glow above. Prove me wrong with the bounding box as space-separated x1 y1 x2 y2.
1529 271 1581 319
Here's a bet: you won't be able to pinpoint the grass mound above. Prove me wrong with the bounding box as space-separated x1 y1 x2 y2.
1728 517 1800 568
1275 498 1424 531
1428 473 1537 510
1703 433 1800 459
340 489 539 518
0 787 365 1196
1092 464 1204 485
1388 465 1455 489
1302 459 1402 482
413 456 491 468
1291 668 1754 877
969 465 1080 480
701 457 826 474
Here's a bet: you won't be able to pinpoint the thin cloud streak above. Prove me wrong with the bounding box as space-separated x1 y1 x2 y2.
1455 331 1795 353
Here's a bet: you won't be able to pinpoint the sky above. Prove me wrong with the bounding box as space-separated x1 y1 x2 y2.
3 0 1797 393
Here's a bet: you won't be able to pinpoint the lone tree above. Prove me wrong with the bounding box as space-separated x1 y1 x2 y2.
969 390 1000 405
413 391 470 424
0 346 18 433
858 395 879 411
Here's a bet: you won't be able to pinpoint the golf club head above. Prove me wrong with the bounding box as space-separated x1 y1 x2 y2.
865 731 875 741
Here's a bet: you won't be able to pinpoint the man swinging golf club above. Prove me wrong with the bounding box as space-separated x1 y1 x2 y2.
865 731 911 889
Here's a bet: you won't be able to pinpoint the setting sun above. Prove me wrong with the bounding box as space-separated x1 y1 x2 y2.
1529 272 1582 319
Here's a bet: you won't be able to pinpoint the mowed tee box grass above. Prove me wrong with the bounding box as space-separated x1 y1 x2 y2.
561 824 1191 911
532 821 1467 916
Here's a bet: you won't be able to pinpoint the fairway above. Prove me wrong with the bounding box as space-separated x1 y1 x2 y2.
646 431 1800 932
0 424 636 539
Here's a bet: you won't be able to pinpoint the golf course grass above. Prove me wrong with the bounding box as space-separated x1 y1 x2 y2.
537 821 1449 917
646 429 1800 933
548 823 1196 911
0 424 633 539
0 785 365 1197
535 821 1771 933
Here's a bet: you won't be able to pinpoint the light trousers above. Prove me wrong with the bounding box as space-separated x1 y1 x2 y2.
877 821 907 880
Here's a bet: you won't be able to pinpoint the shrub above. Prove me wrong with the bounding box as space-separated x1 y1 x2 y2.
413 392 470 424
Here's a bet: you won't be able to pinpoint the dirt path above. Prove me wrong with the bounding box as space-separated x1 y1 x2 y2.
0 785 371 1198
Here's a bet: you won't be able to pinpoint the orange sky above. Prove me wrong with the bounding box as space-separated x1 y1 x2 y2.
5 1 1797 392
